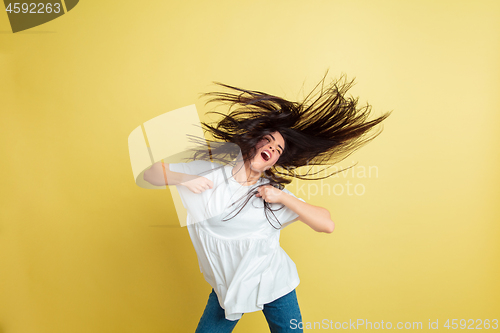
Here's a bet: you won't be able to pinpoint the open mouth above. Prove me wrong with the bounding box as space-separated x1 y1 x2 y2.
261 150 271 161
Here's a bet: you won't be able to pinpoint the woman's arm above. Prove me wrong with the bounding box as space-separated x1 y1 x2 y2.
143 162 213 193
256 185 335 233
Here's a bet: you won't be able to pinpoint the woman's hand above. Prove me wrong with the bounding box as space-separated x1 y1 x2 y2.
256 185 285 204
181 176 214 194
143 162 213 193
259 186 335 233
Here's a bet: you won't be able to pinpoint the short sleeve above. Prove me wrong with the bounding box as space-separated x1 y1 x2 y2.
167 161 225 224
168 160 220 177
269 187 306 226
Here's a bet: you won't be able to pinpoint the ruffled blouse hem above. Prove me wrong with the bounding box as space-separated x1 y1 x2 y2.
221 277 301 321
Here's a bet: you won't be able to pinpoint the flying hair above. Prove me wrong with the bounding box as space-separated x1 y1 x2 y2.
197 73 391 186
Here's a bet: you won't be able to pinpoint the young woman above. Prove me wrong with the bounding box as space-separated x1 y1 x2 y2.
143 75 390 332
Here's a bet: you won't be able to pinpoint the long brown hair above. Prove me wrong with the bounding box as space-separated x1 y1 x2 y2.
199 73 391 185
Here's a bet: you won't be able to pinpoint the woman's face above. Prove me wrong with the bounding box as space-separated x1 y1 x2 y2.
250 131 285 172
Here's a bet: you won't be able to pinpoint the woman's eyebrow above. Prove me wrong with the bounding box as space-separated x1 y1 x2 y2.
269 134 284 152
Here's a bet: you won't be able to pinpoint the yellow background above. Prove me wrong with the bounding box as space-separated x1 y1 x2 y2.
1 1 499 332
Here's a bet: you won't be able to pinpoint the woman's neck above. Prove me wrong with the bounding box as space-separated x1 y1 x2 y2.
232 160 262 186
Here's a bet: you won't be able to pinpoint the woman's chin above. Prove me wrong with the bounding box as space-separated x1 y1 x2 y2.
249 162 269 173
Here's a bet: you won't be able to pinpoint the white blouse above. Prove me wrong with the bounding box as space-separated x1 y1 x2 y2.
169 161 303 320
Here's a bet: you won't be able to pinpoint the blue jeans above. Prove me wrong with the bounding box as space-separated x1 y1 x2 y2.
195 289 303 333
